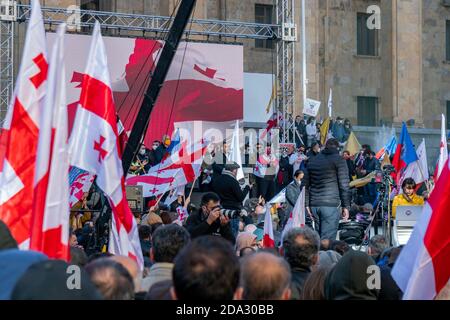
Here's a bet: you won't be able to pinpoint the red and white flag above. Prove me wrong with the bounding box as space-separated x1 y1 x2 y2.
262 205 275 248
0 0 47 248
68 22 143 269
126 140 207 198
392 159 450 300
29 24 70 260
435 114 448 181
281 188 306 245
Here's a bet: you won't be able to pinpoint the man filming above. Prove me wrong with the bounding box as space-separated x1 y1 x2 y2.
185 192 236 244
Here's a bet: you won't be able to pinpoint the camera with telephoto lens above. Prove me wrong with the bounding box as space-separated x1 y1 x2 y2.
213 206 249 219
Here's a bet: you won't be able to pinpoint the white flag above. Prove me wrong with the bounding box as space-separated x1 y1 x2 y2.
327 88 333 118
230 120 244 180
281 188 306 245
402 139 429 184
436 114 449 181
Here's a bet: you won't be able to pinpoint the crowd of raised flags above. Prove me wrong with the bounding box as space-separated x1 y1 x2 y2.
0 0 449 300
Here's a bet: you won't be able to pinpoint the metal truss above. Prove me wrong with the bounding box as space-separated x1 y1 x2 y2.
16 4 280 40
0 20 14 125
1 1 296 139
276 0 297 144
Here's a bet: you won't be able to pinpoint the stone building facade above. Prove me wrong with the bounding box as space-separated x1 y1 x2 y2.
10 0 450 129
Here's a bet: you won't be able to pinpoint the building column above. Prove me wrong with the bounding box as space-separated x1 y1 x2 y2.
392 0 423 126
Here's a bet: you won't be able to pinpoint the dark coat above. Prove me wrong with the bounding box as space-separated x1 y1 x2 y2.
363 157 380 174
285 179 302 214
290 267 311 300
304 147 351 208
211 171 250 210
185 209 235 244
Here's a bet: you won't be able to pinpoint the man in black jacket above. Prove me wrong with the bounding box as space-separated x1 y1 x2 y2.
304 138 350 240
211 162 253 236
280 227 320 300
184 192 235 244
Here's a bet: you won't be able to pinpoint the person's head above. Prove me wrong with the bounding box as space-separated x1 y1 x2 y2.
0 220 18 250
235 232 258 256
298 145 306 154
302 266 332 300
235 252 291 300
160 211 173 225
324 250 379 300
318 250 342 269
280 227 320 270
139 144 147 155
70 246 88 267
200 192 221 217
224 162 241 177
295 115 301 122
325 138 340 150
85 258 134 300
69 231 78 247
402 178 417 196
311 142 320 153
138 225 152 241
294 170 304 183
152 140 161 151
344 119 351 127
151 224 190 264
307 117 314 125
223 141 229 154
109 255 141 293
367 235 388 258
320 239 331 251
368 151 375 159
361 144 371 153
330 240 350 256
172 236 240 300
343 150 351 160
12 260 102 300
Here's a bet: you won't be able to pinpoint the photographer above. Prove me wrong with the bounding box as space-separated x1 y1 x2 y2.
211 162 253 237
185 193 235 244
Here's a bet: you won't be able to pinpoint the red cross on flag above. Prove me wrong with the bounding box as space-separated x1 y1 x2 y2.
126 139 207 198
0 0 48 248
69 22 143 269
29 24 70 260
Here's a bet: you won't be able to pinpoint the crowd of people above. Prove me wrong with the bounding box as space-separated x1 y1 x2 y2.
1 115 447 301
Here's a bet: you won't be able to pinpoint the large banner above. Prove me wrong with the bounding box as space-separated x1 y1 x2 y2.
47 33 243 146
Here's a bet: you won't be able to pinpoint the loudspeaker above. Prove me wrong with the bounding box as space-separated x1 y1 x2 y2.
125 185 144 213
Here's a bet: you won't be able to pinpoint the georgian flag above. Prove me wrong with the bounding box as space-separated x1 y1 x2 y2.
0 0 48 248
69 22 143 269
29 24 70 260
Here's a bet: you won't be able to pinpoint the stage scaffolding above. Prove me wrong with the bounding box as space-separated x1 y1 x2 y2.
0 0 297 143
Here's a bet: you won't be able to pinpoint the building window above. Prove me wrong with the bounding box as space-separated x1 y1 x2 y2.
255 4 274 49
446 20 450 61
357 13 378 56
357 97 378 126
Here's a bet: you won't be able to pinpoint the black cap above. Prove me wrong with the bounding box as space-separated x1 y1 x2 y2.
224 162 240 171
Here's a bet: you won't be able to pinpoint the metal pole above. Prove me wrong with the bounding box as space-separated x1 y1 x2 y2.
301 0 307 114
